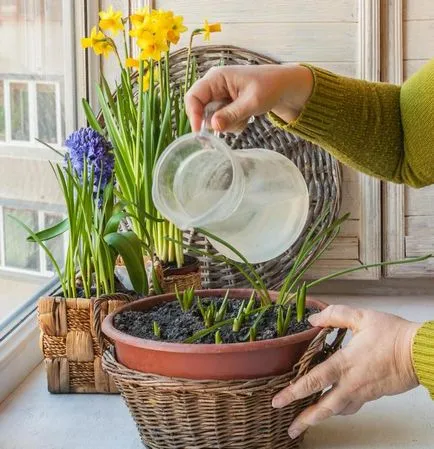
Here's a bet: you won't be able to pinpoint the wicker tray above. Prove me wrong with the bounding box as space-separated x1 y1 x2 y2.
103 327 346 449
38 293 133 393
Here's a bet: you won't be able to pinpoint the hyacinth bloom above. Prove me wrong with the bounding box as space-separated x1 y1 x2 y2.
64 127 114 193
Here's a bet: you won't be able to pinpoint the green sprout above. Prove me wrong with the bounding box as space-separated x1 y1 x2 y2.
175 285 195 312
153 321 161 338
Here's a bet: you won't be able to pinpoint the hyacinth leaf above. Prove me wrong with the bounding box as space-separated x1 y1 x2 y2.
104 231 148 295
10 215 66 294
82 98 104 135
26 218 69 242
104 212 127 236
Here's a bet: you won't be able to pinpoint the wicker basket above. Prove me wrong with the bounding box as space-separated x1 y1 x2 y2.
38 293 133 393
103 328 346 449
162 271 202 293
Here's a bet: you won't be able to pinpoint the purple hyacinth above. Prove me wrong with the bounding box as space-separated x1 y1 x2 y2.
64 127 114 192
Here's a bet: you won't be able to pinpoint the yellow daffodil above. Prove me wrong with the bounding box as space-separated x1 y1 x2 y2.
130 7 150 27
203 20 222 41
167 15 188 45
81 26 114 58
125 57 139 68
141 66 160 92
99 5 124 36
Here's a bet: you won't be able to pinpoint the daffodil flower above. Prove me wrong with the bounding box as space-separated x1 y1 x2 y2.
125 57 139 69
130 7 150 27
99 5 124 36
81 26 114 58
203 20 222 41
167 15 188 45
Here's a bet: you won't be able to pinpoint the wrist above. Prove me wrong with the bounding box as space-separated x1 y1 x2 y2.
401 322 423 388
271 64 314 122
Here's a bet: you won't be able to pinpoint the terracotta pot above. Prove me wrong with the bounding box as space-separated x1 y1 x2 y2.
102 289 328 380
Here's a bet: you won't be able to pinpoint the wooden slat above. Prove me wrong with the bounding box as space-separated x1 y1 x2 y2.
305 259 365 280
405 185 434 216
406 216 434 236
404 20 434 60
154 0 358 23
404 0 434 21
405 236 434 257
404 59 429 79
172 23 357 62
319 236 359 260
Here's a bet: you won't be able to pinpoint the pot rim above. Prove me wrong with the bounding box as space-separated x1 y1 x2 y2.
102 288 328 354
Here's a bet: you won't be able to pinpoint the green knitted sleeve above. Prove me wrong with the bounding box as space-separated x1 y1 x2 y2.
413 322 434 399
270 61 434 188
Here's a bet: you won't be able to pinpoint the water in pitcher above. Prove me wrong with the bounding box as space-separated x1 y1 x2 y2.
171 147 309 263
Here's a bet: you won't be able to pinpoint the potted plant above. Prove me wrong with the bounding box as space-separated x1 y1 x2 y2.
81 6 222 292
101 211 431 447
17 127 150 393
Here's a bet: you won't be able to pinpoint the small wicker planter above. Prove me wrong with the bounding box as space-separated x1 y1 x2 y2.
103 328 345 449
38 293 134 393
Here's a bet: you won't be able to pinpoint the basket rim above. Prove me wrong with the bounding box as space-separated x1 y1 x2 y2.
102 288 328 354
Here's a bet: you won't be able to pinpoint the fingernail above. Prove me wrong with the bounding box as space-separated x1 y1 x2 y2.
272 396 284 409
288 428 301 439
308 314 319 325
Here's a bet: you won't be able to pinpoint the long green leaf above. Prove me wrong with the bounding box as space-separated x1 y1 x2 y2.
82 98 104 134
27 218 69 242
104 231 148 295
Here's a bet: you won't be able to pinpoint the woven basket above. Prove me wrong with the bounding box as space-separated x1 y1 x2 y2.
170 46 341 289
103 327 346 449
162 271 202 293
38 293 133 393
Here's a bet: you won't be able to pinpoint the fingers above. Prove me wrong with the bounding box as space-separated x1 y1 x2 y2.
185 78 213 132
211 94 254 132
339 401 363 416
308 304 364 331
272 352 343 409
287 387 350 439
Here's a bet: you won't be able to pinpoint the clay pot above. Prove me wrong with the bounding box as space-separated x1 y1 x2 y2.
102 289 328 380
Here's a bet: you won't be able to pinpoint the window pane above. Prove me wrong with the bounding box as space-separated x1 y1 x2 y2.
44 212 64 272
37 83 57 143
0 81 5 141
0 1 72 322
4 207 39 270
10 82 29 141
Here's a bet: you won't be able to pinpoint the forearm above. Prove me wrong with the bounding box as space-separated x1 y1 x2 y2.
270 65 406 184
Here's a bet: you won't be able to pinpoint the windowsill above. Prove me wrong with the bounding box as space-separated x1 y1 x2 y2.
1 295 434 449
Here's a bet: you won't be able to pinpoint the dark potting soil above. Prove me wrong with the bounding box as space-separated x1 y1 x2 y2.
113 297 319 344
162 254 198 272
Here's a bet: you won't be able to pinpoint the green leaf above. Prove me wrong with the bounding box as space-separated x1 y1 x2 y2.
26 218 69 242
104 231 148 295
82 98 104 134
104 212 127 236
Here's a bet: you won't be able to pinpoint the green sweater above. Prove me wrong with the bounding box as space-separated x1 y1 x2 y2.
271 60 434 399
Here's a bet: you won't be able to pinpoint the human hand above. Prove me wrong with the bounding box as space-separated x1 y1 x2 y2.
184 64 313 133
272 305 421 440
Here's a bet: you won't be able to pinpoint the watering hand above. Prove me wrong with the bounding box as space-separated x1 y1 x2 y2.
271 305 421 439
184 64 313 133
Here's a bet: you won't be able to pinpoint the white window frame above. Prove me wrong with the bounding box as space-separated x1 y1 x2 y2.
2 78 63 147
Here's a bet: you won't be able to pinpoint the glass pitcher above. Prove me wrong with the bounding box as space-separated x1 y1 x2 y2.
152 102 309 263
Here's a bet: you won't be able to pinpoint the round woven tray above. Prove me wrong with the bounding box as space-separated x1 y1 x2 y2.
168 45 342 289
103 327 346 449
103 45 342 290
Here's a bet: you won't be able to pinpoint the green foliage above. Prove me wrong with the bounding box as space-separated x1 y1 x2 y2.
153 321 161 338
175 286 195 312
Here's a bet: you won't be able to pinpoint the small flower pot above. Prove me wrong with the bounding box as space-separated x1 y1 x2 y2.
38 293 134 393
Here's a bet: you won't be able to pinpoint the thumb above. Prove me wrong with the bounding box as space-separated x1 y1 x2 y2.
211 96 252 132
309 305 362 331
